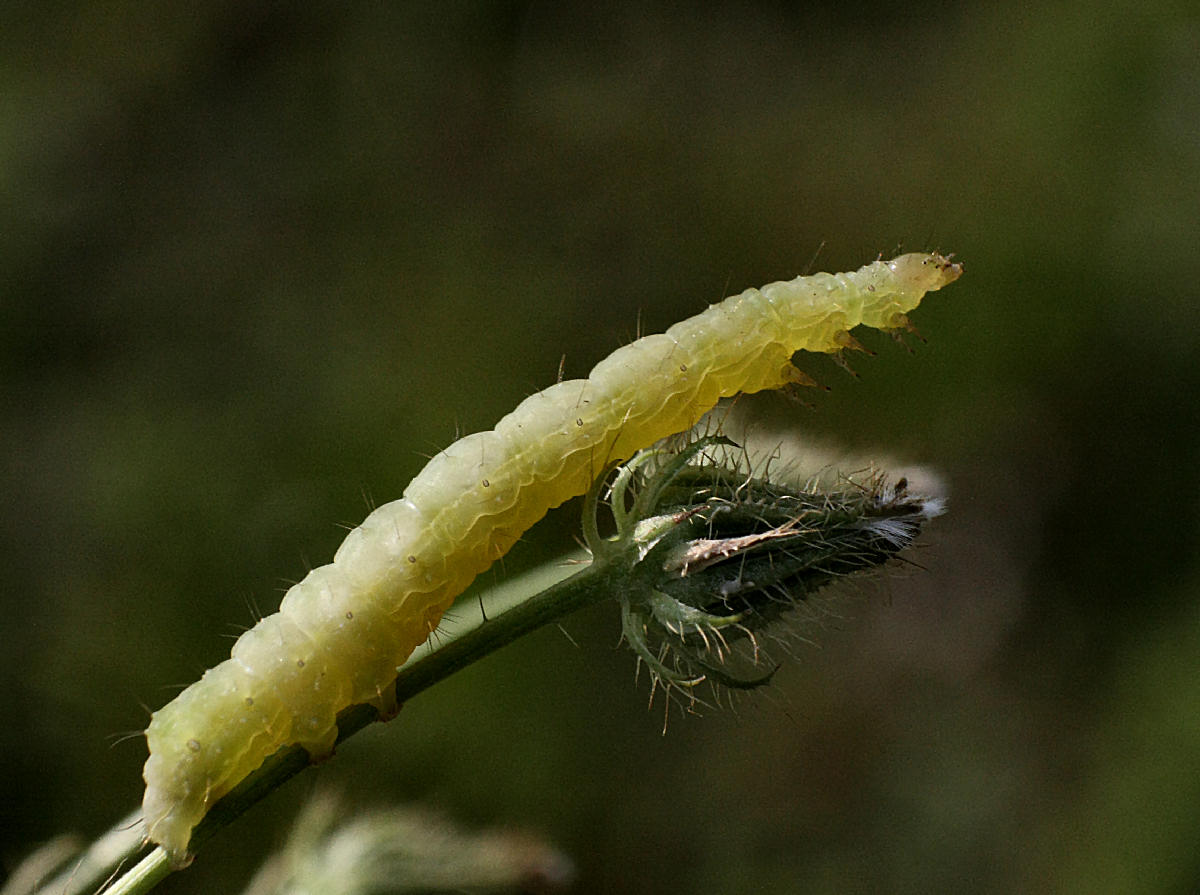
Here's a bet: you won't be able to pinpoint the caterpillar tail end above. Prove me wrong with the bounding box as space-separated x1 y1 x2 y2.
141 706 213 869
141 779 198 869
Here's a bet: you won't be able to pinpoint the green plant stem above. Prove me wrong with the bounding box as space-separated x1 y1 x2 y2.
79 550 598 895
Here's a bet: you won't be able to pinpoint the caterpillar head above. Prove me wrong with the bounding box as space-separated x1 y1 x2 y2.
858 252 962 330
888 252 963 294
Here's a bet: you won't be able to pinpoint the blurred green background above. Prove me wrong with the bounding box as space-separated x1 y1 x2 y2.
3 2 1199 893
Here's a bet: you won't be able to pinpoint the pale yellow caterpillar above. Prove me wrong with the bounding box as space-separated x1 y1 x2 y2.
142 252 962 866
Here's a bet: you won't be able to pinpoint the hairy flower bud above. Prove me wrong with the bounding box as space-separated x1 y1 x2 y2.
585 437 944 700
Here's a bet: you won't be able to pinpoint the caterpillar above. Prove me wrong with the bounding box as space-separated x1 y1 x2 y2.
142 252 962 866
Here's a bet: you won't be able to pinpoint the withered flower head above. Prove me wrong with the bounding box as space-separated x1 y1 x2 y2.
584 437 944 705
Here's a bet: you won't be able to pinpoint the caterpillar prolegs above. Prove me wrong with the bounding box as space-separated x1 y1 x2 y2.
142 252 963 866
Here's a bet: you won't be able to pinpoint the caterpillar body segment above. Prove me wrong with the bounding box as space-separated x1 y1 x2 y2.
142 253 961 865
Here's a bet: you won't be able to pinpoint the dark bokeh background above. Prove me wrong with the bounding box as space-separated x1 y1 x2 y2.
3 3 1199 893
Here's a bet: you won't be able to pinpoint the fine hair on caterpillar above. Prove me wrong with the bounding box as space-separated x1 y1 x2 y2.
140 252 962 867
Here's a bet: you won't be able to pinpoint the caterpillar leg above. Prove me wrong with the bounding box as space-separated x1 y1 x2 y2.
780 362 821 390
778 362 826 404
297 724 340 765
369 680 401 722
886 314 926 353
833 330 876 356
